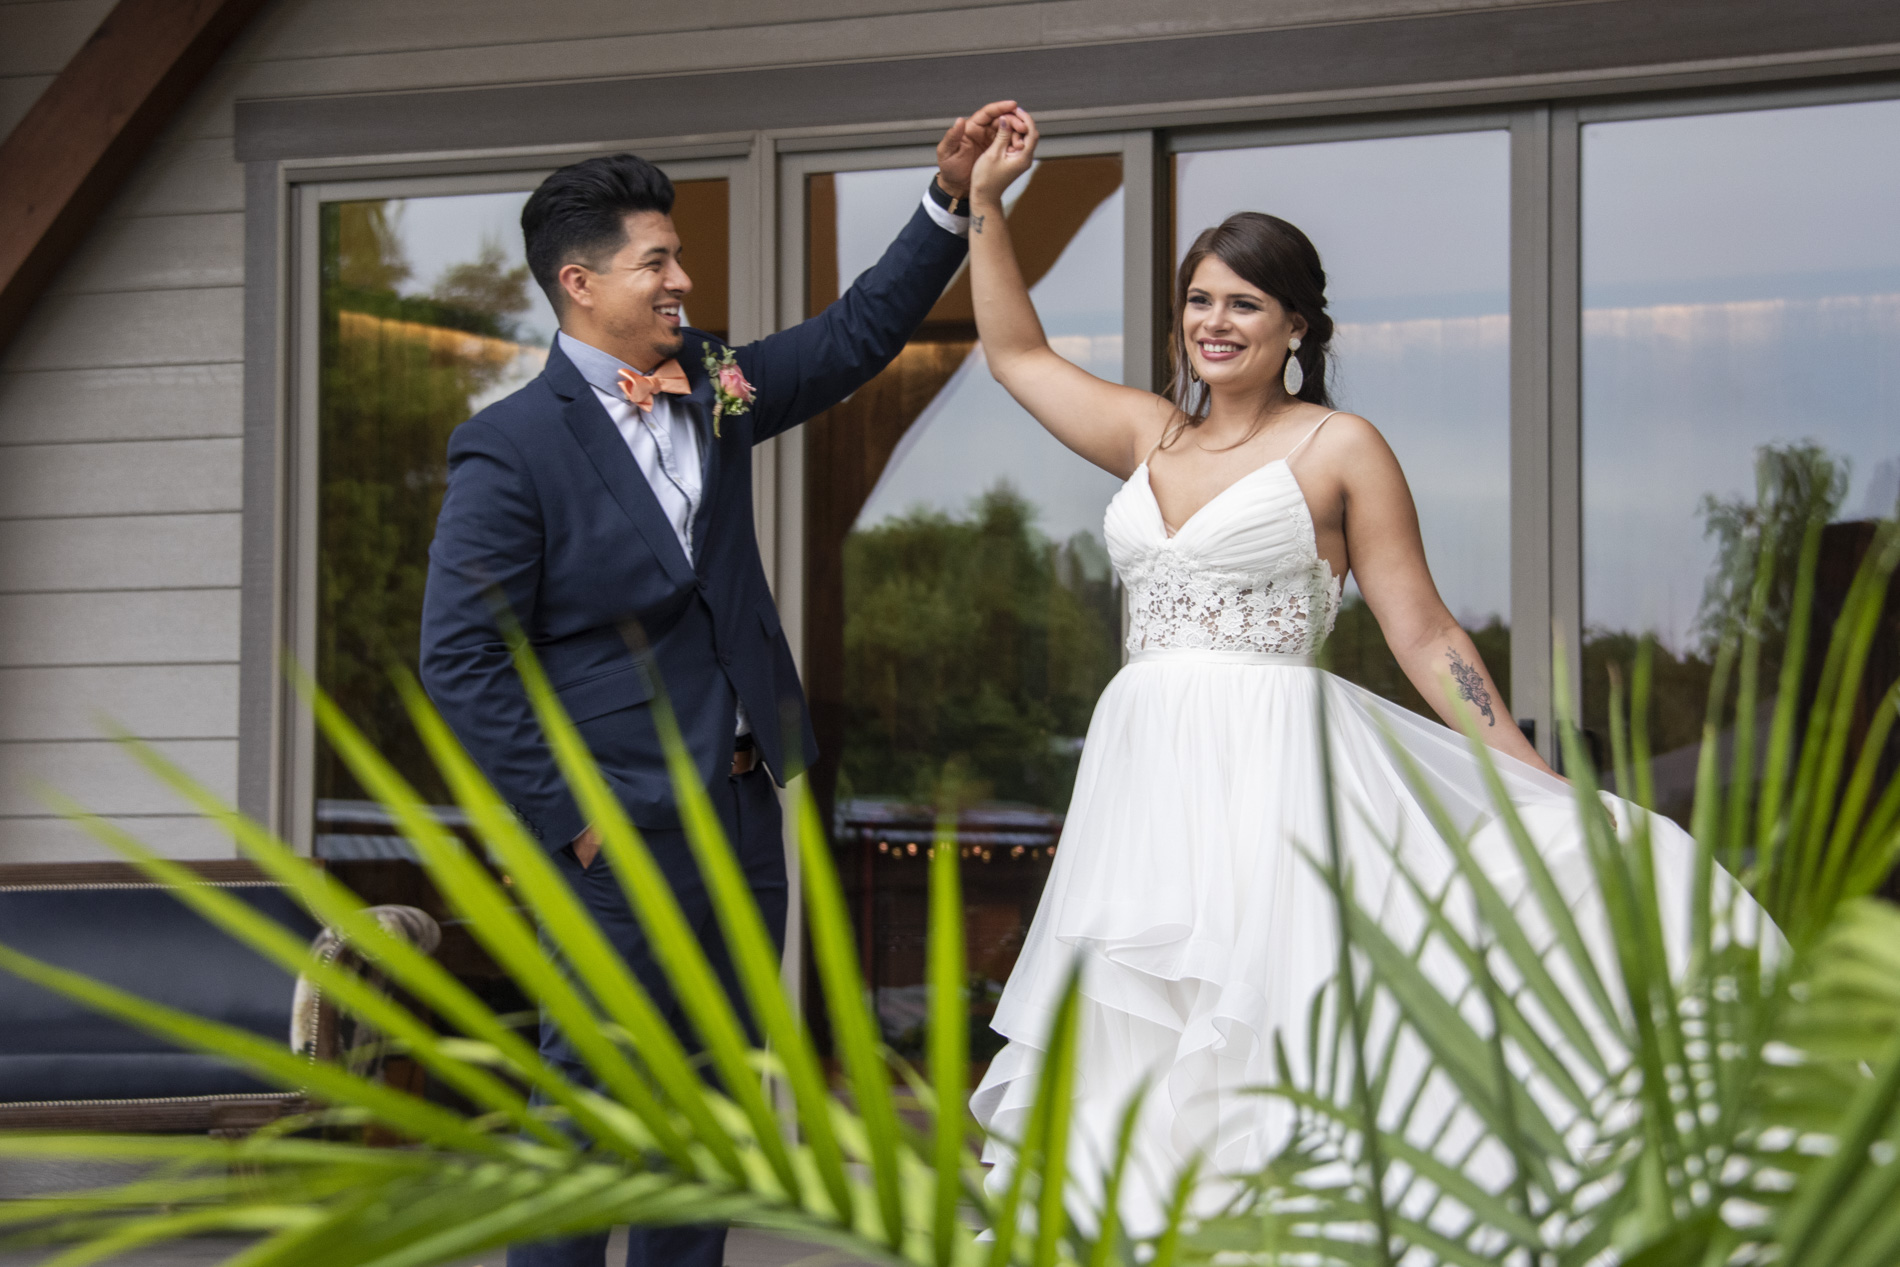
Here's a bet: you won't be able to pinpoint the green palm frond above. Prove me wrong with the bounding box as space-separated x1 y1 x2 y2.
1 503 1894 1267
1191 508 1900 1266
0 642 1121 1267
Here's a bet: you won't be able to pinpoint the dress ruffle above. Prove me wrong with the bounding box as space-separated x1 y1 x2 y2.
970 661 1607 1233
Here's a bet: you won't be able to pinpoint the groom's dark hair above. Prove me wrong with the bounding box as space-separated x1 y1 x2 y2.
522 153 676 312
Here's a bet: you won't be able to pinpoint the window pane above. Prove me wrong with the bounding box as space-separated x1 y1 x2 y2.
1173 132 1513 716
803 159 1124 1058
1581 99 1900 824
314 181 728 846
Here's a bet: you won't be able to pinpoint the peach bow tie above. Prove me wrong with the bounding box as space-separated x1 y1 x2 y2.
616 361 691 412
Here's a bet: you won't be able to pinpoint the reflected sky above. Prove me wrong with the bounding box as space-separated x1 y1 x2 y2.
837 166 1126 546
365 191 560 416
1176 131 1513 628
388 191 560 344
1583 98 1900 651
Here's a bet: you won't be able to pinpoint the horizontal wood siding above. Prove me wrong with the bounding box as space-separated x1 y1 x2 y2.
0 365 243 445
0 738 235 816
0 514 240 591
46 212 245 296
0 590 240 665
0 665 237 741
0 0 245 856
0 440 244 518
0 814 241 861
2 288 244 372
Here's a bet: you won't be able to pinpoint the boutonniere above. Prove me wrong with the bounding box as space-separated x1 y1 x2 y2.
701 345 755 438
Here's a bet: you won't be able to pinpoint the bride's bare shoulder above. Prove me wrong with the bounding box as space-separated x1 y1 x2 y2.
1295 412 1412 503
1127 393 1189 468
1315 409 1380 444
1307 411 1398 467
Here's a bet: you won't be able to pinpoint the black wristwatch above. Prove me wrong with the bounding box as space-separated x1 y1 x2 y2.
928 175 968 217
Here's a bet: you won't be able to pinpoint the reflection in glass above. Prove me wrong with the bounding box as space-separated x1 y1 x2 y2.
1581 100 1900 824
1174 132 1512 717
803 159 1124 1057
314 182 728 845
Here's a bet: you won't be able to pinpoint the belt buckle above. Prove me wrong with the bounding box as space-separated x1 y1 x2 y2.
730 741 757 777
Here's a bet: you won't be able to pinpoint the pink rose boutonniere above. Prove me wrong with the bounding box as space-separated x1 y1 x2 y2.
701 345 755 437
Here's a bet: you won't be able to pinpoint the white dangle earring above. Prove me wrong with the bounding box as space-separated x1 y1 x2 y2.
1283 336 1304 396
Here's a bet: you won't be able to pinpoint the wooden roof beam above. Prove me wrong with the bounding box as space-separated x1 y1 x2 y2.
0 0 269 353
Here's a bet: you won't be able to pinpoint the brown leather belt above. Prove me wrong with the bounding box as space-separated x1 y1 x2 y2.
730 736 759 777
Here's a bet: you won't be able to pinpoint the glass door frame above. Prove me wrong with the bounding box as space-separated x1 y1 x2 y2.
768 129 1156 1012
769 129 1161 662
277 150 759 857
1539 76 1900 768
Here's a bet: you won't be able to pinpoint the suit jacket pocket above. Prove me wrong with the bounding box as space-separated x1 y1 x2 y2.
555 664 654 723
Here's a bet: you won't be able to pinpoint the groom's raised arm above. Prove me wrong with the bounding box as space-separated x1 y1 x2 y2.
739 197 967 443
736 100 1019 441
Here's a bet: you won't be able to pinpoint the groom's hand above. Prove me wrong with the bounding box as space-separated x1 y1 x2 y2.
936 100 1019 199
572 825 602 870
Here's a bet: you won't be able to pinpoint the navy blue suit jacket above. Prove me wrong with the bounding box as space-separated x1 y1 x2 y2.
420 203 965 847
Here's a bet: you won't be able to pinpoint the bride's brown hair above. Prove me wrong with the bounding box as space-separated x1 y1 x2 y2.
1165 212 1335 441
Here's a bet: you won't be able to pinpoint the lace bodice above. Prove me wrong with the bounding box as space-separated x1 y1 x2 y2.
1105 459 1343 658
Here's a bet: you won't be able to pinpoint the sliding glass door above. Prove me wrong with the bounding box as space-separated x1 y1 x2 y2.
1580 97 1900 824
795 150 1127 1058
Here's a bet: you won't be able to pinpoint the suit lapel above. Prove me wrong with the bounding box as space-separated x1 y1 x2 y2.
682 342 723 561
546 343 696 586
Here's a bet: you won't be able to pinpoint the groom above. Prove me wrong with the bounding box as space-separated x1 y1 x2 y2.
420 103 1015 1267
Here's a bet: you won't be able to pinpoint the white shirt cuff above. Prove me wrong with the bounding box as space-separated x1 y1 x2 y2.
921 187 970 238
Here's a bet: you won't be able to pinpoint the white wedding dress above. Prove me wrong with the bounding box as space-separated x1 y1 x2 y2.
969 414 1717 1233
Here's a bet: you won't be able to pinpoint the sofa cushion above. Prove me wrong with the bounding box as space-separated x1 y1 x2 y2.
0 885 320 1103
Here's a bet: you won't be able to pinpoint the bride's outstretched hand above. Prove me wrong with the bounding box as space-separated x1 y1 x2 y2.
935 100 1018 197
971 108 1037 205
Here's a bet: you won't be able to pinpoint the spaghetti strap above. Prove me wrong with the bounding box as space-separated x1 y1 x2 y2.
1285 410 1340 462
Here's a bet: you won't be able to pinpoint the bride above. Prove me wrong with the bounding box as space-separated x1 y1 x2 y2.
962 112 1613 1228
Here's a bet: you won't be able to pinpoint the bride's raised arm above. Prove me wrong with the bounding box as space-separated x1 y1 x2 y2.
968 111 1171 479
1328 423 1554 775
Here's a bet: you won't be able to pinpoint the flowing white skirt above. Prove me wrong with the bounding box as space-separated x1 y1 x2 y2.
968 648 1705 1234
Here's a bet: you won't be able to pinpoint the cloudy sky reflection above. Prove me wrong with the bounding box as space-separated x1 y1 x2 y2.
1583 97 1900 651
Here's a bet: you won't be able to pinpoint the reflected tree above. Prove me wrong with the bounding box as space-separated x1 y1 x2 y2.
840 484 1121 812
1585 441 1851 823
317 202 538 808
1696 440 1848 657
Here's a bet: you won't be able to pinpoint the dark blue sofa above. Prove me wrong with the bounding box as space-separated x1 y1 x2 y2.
0 865 364 1132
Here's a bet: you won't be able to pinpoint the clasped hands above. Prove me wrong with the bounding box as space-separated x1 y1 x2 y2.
934 99 1028 201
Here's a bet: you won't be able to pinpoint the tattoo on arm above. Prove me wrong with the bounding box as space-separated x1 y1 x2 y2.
972 214 986 234
1446 649 1497 727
